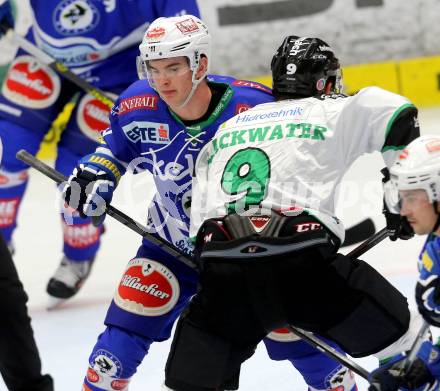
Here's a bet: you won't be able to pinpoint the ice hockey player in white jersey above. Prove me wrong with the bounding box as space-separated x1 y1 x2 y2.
161 36 440 391
189 37 417 243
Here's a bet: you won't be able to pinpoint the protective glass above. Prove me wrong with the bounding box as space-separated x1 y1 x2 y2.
398 189 430 213
136 56 149 80
137 57 192 87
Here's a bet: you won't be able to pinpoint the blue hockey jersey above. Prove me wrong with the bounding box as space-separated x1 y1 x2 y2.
101 75 273 255
419 233 440 277
27 0 200 87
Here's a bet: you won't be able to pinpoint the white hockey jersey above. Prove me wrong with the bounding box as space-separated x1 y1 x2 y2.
190 87 418 242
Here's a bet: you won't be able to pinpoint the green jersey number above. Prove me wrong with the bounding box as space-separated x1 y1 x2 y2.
221 147 270 213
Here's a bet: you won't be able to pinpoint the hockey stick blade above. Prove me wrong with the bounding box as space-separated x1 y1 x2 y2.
342 218 376 247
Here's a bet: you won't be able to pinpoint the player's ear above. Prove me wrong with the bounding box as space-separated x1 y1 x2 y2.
195 56 208 80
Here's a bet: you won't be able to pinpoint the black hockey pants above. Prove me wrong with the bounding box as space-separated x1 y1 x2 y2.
165 215 410 391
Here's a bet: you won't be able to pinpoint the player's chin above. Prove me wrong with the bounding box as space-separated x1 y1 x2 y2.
412 223 428 235
159 90 177 102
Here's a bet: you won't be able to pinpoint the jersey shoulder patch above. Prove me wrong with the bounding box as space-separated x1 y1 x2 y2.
231 79 272 95
116 80 160 116
208 74 272 96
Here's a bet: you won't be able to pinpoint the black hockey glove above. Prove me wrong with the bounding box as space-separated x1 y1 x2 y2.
368 363 403 391
381 168 414 241
62 153 124 225
368 349 437 391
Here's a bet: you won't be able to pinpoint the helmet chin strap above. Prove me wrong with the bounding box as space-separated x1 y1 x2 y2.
177 81 198 108
432 201 440 233
177 68 206 109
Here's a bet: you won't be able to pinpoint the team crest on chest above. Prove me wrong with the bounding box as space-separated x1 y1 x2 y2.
54 0 100 35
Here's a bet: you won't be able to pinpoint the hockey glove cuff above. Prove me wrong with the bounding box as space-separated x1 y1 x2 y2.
62 152 125 225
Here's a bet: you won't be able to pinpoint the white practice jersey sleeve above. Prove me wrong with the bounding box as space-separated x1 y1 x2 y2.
190 87 419 241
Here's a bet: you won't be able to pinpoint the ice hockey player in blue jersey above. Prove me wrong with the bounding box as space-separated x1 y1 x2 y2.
369 135 440 391
62 16 358 391
0 0 200 306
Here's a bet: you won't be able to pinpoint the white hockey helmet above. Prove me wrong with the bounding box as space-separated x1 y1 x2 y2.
390 135 440 203
137 15 211 106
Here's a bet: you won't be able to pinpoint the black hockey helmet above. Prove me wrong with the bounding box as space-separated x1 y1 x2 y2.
271 36 342 99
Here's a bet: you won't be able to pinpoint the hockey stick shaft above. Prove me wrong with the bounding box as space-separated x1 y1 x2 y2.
403 321 430 372
346 227 390 259
6 29 114 109
288 327 370 379
289 227 391 380
16 150 197 270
